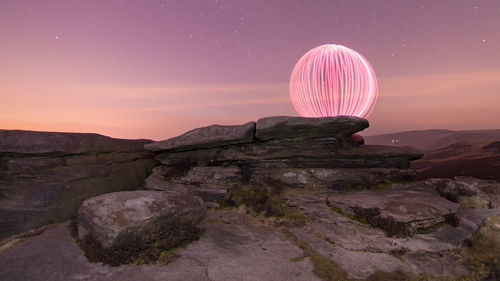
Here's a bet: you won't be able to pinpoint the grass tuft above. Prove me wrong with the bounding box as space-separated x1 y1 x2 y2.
224 177 307 225
461 216 500 280
283 231 350 281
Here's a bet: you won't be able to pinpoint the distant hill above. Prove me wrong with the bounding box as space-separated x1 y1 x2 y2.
364 129 500 152
364 129 500 181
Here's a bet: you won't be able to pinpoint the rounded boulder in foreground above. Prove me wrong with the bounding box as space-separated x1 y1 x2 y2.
77 190 205 249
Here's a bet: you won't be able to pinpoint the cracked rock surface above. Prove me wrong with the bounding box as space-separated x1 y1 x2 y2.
1 184 498 281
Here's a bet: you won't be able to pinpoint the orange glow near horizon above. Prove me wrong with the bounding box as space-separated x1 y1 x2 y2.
2 71 499 140
1 1 499 141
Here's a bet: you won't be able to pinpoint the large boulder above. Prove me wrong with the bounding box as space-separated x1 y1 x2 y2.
77 190 205 248
0 130 157 241
255 116 369 141
145 122 256 152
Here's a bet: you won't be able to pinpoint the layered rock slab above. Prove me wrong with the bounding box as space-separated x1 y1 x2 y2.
407 177 500 209
77 190 205 248
0 130 157 241
145 165 242 202
145 116 423 201
0 129 149 154
282 188 490 279
145 122 256 152
255 115 369 140
327 188 460 236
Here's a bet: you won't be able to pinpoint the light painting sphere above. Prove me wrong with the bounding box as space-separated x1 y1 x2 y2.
289 44 378 118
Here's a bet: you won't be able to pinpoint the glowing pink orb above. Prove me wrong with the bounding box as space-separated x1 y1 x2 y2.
289 44 378 118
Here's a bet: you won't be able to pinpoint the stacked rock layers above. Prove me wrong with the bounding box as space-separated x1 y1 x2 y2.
144 116 423 202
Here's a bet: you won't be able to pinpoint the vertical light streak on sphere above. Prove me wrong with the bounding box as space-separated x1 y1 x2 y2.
289 44 378 118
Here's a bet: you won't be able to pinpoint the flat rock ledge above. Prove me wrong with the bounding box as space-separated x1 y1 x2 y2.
326 188 460 237
145 121 256 152
77 190 205 248
255 115 369 140
144 116 423 202
1 184 498 280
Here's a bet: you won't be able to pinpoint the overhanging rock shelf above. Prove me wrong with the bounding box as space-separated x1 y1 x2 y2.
144 116 423 202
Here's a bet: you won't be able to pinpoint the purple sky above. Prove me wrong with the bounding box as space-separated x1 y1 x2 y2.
1 0 499 140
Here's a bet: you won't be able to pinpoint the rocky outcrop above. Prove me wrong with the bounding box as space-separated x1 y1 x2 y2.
145 122 256 152
283 188 493 279
77 190 205 248
1 191 497 280
0 130 157 241
326 188 460 237
254 116 368 140
1 121 499 280
393 176 500 209
145 116 423 202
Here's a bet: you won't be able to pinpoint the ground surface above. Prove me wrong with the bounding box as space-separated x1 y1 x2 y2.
0 188 499 281
0 214 318 281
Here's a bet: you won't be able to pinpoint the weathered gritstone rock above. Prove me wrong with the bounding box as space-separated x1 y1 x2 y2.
155 141 422 169
391 177 500 209
145 166 242 202
326 188 460 236
282 189 488 279
255 115 369 140
255 167 417 189
0 129 150 154
425 177 500 208
1 196 495 280
0 216 320 281
144 122 256 152
77 190 205 248
145 116 423 200
0 130 157 241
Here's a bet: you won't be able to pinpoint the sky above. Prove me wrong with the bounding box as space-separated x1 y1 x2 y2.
1 0 499 140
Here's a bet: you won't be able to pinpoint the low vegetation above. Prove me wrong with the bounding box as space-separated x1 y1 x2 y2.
326 200 410 237
284 231 350 281
326 200 460 238
461 216 500 280
223 177 307 226
367 182 393 190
